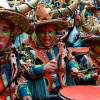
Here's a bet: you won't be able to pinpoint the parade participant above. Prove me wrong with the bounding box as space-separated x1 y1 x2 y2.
16 0 94 99
66 46 100 86
81 36 100 84
67 9 84 47
16 18 68 100
65 9 100 86
0 0 39 100
0 4 28 100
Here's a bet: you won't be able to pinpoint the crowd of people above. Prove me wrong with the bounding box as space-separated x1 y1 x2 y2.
0 0 100 100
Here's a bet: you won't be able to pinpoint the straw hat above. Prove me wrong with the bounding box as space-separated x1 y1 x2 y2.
81 35 100 62
86 6 100 14
26 18 68 34
81 36 100 44
0 0 29 40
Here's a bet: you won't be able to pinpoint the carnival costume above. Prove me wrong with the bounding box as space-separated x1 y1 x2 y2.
16 0 89 99
15 16 82 100
0 0 34 99
66 54 98 86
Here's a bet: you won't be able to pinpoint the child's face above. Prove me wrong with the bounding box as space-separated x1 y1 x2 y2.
37 24 56 47
0 19 11 52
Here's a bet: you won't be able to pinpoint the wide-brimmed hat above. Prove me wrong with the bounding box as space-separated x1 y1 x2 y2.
0 0 29 40
0 9 29 40
81 36 100 44
26 18 68 34
86 6 100 14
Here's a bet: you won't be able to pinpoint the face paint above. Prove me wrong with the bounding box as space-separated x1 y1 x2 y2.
39 31 56 37
37 24 56 47
0 28 10 36
0 19 11 52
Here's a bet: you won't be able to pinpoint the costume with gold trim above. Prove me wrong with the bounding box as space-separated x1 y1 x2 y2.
17 39 67 99
0 45 18 100
67 51 98 86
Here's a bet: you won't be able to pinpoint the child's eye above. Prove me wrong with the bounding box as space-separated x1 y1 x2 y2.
49 31 53 33
2 29 9 32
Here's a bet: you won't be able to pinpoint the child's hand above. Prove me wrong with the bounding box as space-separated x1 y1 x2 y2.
71 67 79 78
43 60 57 73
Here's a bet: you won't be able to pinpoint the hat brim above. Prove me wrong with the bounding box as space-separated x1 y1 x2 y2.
0 9 29 40
81 36 100 44
86 6 100 14
26 19 68 35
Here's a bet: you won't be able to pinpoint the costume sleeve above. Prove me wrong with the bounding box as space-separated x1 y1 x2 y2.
16 84 32 98
28 64 45 79
68 60 80 71
84 73 97 85
74 55 97 85
13 49 32 99
74 73 96 85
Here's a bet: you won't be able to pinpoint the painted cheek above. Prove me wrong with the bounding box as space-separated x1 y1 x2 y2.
3 30 10 36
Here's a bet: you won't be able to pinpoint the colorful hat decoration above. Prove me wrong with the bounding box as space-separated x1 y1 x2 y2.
26 0 82 34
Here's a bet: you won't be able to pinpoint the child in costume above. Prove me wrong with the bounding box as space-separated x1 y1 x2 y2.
0 3 28 100
66 9 100 86
16 18 68 100
0 0 39 100
16 5 81 100
16 0 92 99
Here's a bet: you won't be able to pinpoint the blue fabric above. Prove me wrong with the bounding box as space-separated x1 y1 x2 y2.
14 32 29 48
66 70 76 86
18 84 32 98
94 18 100 23
73 38 82 47
0 60 10 83
94 0 98 10
29 65 44 77
84 73 93 81
46 51 52 61
67 27 79 45
27 78 49 99
5 62 10 82
68 60 79 71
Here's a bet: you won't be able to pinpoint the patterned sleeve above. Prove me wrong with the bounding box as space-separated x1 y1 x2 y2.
68 60 80 71
16 84 32 98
